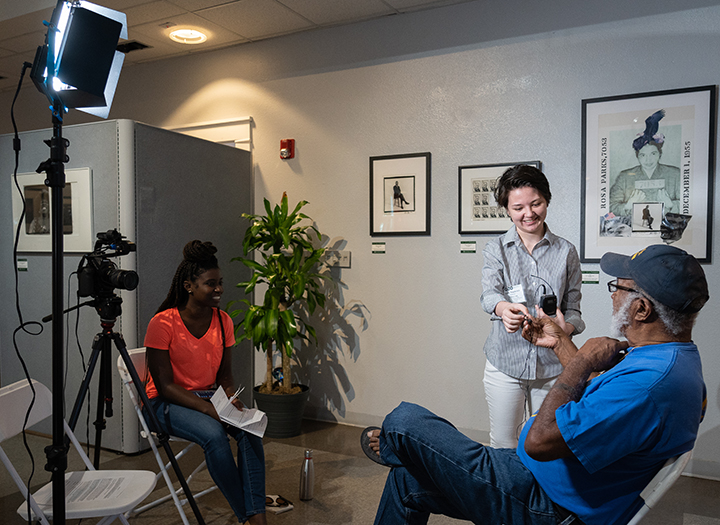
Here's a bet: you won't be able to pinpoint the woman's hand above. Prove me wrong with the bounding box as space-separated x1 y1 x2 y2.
224 385 246 410
206 404 222 422
496 302 530 333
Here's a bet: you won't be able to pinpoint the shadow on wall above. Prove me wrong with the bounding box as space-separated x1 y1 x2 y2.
688 383 720 479
692 423 720 479
292 235 370 421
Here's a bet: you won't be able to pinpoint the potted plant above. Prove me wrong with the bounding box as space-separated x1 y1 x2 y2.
228 193 328 437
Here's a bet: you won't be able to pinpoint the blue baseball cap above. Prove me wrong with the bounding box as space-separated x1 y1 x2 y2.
600 245 709 313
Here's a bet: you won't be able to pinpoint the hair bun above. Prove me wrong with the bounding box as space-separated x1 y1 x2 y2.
183 240 218 264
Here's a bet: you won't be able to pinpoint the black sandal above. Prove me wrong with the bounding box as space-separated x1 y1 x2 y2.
360 426 388 466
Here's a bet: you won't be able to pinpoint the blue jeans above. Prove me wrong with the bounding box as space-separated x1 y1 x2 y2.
146 398 265 522
374 402 572 525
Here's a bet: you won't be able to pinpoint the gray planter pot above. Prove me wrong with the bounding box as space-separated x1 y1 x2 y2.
253 384 309 438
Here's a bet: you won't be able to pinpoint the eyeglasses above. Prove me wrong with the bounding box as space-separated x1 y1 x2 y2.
607 279 641 294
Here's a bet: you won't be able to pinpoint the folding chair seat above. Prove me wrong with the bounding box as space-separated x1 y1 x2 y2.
117 347 217 525
0 378 156 525
626 449 693 525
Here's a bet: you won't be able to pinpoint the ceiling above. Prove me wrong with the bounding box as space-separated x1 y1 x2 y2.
0 0 473 93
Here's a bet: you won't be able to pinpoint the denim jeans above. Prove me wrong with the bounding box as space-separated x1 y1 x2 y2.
374 402 571 525
146 398 265 522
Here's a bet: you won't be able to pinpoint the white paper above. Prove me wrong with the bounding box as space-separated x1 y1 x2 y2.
210 388 267 438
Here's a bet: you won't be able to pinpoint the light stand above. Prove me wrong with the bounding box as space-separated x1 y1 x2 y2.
31 3 119 520
37 106 69 525
28 2 203 523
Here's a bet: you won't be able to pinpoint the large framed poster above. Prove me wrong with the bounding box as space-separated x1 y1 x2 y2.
581 85 716 262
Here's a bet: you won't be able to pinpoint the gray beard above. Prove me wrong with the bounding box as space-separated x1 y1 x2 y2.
609 294 634 338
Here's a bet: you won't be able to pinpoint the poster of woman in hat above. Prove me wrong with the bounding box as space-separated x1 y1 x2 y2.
580 86 714 262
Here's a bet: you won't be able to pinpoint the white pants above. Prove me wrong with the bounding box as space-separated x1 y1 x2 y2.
482 360 558 449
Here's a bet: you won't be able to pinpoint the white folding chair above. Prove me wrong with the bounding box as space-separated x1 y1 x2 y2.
117 347 218 525
626 449 693 525
0 378 156 525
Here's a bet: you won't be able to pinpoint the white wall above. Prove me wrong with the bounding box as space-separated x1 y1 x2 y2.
2 1 719 478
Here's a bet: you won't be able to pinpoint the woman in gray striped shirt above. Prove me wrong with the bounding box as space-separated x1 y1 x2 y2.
480 165 585 448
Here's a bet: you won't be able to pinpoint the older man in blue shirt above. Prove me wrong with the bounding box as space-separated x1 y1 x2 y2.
363 245 707 525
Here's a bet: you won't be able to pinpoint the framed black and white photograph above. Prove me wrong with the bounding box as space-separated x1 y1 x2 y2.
370 152 431 236
458 161 541 234
581 85 716 262
11 168 94 252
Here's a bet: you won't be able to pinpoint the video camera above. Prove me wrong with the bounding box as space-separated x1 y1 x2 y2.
77 229 138 298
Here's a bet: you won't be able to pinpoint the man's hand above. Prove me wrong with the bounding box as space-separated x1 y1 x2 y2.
536 305 576 336
578 337 630 374
521 315 565 349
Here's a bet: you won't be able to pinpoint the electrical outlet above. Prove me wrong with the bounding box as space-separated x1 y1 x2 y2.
337 250 350 268
325 250 351 268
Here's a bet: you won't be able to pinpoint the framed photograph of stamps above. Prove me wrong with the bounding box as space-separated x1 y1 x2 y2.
458 161 541 234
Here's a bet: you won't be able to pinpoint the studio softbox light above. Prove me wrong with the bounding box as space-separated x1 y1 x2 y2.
31 0 128 118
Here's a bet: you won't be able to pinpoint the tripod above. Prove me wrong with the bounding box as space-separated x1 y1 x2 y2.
65 293 207 525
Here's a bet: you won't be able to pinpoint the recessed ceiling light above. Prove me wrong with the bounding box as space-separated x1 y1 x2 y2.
169 28 207 45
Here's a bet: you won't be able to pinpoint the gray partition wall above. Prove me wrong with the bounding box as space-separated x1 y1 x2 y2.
0 120 252 452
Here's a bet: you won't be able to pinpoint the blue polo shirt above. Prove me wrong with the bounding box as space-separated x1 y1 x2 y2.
518 342 705 525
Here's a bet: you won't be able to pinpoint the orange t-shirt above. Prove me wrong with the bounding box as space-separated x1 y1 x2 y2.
143 307 235 399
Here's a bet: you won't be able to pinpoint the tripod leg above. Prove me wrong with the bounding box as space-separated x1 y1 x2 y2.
92 370 106 468
67 332 105 433
92 339 115 468
112 333 206 525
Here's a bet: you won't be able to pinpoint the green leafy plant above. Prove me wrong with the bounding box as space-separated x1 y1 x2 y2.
228 193 327 394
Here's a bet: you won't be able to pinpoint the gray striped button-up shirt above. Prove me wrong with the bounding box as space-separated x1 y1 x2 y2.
480 225 585 380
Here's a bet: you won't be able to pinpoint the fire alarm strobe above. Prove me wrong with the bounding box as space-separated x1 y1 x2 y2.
280 139 295 159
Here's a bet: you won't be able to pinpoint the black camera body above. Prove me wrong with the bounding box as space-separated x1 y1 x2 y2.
539 294 557 317
77 229 138 298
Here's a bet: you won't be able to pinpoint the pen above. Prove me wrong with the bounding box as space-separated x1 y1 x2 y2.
229 385 245 403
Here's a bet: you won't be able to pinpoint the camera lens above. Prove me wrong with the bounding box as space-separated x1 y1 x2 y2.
105 267 139 291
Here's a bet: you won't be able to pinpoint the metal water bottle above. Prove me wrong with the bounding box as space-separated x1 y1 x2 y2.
299 449 314 500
